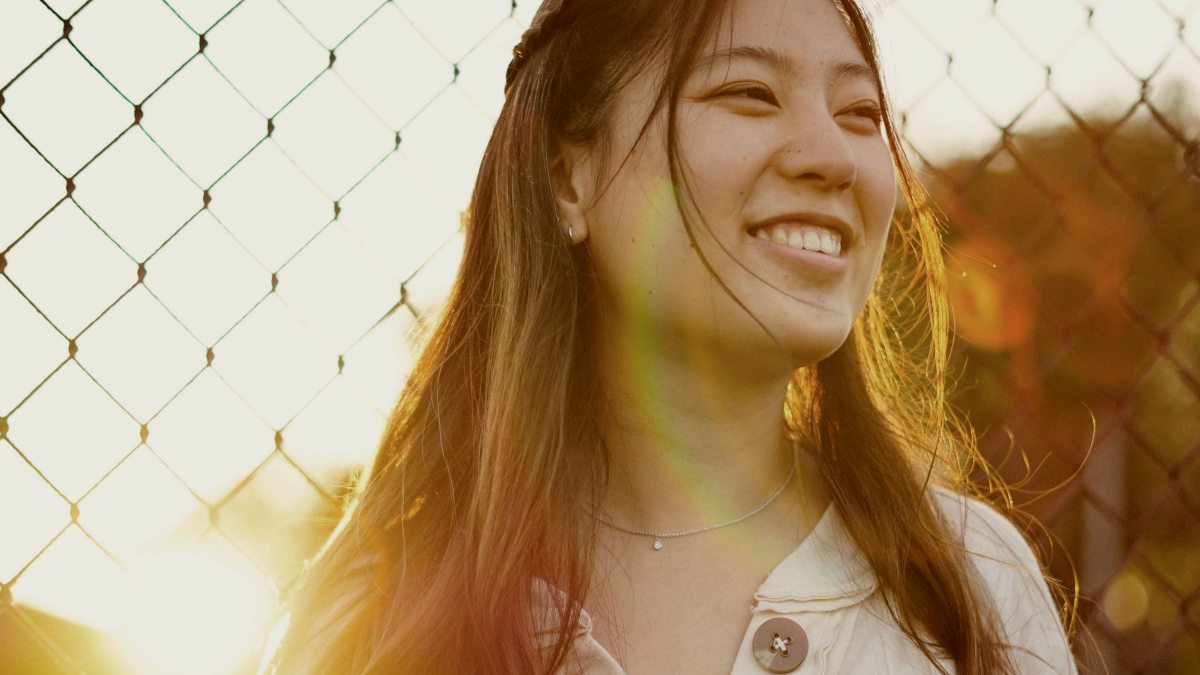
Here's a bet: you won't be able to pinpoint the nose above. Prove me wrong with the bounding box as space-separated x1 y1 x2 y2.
771 111 857 191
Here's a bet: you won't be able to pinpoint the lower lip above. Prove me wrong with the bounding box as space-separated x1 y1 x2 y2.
748 232 849 276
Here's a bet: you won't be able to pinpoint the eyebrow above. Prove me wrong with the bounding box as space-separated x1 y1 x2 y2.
692 46 878 89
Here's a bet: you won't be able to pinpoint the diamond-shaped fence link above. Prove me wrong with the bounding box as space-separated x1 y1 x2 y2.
0 0 1195 673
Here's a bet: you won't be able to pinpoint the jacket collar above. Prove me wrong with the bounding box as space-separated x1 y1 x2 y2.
751 503 877 613
534 501 878 641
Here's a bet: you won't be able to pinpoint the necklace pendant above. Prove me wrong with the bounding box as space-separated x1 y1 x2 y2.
652 537 664 551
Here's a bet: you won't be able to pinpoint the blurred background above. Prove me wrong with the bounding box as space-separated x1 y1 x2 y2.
0 0 1196 673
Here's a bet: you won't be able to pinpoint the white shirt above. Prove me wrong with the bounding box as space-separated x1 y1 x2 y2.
538 488 1077 674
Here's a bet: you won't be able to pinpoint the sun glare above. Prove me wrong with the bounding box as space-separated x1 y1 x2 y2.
114 548 273 675
0 0 1194 673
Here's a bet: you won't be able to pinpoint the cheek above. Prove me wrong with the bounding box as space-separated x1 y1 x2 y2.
858 145 898 226
587 171 691 302
852 147 897 293
675 116 763 207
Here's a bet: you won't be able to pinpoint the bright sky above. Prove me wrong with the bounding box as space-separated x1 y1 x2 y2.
0 0 1195 673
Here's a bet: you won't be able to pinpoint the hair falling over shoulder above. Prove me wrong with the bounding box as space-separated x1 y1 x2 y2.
266 1 1068 673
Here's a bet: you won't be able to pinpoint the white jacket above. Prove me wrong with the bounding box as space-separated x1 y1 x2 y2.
539 488 1078 674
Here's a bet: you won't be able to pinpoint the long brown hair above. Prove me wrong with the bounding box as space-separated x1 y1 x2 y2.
268 1 1043 673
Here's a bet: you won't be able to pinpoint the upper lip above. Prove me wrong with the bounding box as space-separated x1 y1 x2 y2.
747 212 858 249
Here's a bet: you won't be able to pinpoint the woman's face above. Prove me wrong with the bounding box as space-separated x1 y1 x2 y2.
565 0 896 372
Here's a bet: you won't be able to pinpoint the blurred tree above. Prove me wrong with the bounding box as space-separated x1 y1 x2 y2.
928 80 1200 674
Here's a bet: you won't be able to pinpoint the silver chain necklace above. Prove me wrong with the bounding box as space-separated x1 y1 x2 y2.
587 462 796 551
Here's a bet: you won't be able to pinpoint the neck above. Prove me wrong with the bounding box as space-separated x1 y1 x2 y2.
592 318 818 534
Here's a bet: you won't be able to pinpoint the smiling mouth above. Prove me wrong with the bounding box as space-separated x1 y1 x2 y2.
748 222 843 257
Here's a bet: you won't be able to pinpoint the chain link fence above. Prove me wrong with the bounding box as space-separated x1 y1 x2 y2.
0 0 1196 673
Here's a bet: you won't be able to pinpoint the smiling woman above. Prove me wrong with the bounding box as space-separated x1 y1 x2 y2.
264 1 1078 673
562 3 897 377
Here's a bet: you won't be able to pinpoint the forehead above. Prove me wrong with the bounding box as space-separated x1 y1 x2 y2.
700 0 870 75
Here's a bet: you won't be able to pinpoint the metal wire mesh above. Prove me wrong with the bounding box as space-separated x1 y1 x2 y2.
0 0 1196 673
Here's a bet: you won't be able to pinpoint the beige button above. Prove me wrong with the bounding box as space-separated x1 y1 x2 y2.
751 617 808 673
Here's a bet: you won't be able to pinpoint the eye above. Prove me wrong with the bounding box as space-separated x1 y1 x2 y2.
843 103 883 127
716 84 779 105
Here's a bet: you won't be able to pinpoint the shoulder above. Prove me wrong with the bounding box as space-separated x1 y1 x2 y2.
928 486 1042 574
926 485 1051 605
928 486 1078 674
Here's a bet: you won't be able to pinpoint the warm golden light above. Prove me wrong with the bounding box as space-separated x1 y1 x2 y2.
114 547 273 675
0 0 1194 672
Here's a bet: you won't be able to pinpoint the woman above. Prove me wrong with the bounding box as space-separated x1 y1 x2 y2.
267 0 1078 672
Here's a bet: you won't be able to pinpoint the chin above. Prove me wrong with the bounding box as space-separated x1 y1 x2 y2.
779 324 854 370
723 329 852 376
705 306 858 375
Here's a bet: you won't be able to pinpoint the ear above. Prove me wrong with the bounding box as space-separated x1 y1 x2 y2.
549 137 596 244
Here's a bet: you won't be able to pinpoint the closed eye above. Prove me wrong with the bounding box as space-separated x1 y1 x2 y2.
717 84 779 105
844 103 883 126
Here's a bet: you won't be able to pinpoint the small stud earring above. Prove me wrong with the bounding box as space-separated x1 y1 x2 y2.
567 225 575 242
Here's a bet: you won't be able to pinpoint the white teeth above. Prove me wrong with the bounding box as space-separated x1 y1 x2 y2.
787 229 804 249
803 229 821 250
819 230 837 256
753 223 842 256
